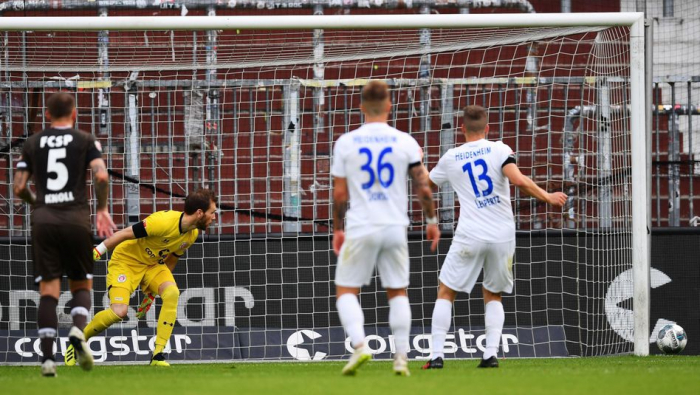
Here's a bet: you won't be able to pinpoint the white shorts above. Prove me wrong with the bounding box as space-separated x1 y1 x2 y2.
334 226 409 289
439 238 515 294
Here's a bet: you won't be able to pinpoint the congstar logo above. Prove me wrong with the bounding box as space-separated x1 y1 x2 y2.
285 330 522 361
605 268 677 343
286 330 327 361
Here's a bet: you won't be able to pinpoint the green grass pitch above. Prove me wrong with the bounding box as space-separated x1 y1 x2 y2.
2 356 699 395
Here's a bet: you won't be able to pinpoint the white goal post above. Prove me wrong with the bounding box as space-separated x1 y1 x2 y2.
0 12 650 363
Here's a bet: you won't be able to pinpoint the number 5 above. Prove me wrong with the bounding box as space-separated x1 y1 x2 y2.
46 148 68 191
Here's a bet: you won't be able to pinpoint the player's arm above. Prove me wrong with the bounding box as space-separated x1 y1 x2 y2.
13 150 35 204
90 157 109 210
429 178 439 191
503 163 567 206
90 157 116 238
427 152 449 192
409 163 440 251
12 168 35 205
93 220 146 259
332 177 349 229
332 176 348 255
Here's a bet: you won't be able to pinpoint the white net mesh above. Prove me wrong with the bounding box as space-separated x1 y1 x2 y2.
2 27 605 72
0 22 637 363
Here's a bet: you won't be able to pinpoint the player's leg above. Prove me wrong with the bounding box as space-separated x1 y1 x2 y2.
70 259 137 366
83 260 137 340
144 266 179 366
66 279 94 371
335 233 378 375
478 239 515 368
62 227 95 331
38 279 60 377
68 280 92 330
480 287 503 367
83 290 129 340
378 227 411 376
336 286 365 349
32 226 63 377
385 288 411 376
424 238 483 369
63 227 96 370
422 282 457 369
336 285 371 375
72 287 128 367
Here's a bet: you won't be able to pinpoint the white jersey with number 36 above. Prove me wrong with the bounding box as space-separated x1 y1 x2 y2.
429 139 516 244
331 122 423 237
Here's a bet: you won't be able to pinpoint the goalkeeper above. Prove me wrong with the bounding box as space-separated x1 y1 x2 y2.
65 189 218 367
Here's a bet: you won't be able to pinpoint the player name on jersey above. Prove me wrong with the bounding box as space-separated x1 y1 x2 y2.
475 194 501 209
352 135 398 144
44 191 75 204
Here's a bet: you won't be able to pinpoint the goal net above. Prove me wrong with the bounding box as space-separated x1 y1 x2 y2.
0 14 648 363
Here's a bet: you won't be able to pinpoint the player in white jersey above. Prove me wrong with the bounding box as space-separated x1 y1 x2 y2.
422 105 567 369
331 80 440 376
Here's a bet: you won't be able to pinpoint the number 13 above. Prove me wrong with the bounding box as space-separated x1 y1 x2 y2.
462 159 493 197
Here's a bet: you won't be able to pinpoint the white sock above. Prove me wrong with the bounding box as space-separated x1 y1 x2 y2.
483 300 505 360
336 293 366 349
388 295 411 356
430 299 452 360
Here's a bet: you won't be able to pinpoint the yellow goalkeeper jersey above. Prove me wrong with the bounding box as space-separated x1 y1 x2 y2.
110 210 199 266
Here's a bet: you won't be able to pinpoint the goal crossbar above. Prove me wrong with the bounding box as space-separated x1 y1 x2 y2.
0 13 644 31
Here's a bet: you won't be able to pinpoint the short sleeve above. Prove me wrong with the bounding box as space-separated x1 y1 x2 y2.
330 136 347 178
406 135 423 165
16 142 32 173
85 134 103 166
141 212 170 238
429 152 450 187
498 142 516 168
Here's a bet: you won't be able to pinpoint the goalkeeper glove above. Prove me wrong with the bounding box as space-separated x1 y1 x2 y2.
93 242 108 261
136 292 155 319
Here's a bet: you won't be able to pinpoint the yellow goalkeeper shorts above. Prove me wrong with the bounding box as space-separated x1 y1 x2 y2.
106 259 174 304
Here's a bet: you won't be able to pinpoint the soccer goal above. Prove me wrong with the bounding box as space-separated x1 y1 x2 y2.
0 13 649 364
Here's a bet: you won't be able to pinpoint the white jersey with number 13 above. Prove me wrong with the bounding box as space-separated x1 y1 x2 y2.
429 139 516 244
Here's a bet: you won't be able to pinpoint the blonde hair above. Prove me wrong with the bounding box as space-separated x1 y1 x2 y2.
361 80 390 116
462 105 488 133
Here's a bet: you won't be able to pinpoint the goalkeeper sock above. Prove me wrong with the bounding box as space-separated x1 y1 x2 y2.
154 285 180 355
336 293 365 349
388 295 411 356
70 289 91 330
484 300 505 360
38 296 58 362
84 308 122 340
430 298 452 360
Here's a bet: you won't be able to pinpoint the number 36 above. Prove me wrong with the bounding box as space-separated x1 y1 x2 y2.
359 147 394 189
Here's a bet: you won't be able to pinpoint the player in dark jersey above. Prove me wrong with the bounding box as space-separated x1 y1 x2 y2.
13 92 116 377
